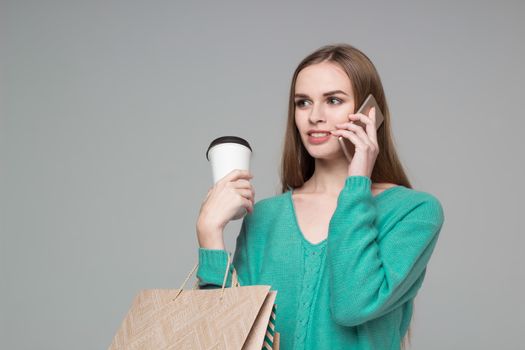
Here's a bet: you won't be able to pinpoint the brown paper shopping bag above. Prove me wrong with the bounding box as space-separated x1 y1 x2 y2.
109 252 280 350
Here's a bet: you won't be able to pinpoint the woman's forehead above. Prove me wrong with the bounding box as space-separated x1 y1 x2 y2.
295 62 351 94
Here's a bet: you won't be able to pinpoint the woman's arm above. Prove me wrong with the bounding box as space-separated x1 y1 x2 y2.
327 176 445 327
196 216 253 289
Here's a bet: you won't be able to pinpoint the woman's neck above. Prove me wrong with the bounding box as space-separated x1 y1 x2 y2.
300 157 350 196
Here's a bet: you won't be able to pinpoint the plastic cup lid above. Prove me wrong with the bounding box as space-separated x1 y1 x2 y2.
206 136 252 161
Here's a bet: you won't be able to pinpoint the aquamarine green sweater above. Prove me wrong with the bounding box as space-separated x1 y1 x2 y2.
197 175 444 349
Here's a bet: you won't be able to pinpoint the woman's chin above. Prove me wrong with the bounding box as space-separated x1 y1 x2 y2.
304 139 351 161
307 150 347 161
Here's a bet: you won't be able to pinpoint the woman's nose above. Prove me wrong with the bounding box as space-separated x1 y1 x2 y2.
308 104 326 124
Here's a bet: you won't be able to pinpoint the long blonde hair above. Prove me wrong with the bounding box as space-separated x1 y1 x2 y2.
278 43 414 349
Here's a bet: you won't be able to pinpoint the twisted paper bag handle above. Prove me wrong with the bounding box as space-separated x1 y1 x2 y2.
172 251 239 302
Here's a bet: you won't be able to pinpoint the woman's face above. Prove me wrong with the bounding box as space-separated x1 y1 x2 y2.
294 61 356 161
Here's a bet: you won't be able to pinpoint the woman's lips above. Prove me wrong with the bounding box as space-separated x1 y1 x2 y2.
308 134 331 144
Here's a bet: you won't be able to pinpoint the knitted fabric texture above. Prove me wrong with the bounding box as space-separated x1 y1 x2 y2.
197 175 445 350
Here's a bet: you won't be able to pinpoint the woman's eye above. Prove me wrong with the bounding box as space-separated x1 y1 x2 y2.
295 97 342 108
295 99 310 108
328 97 342 105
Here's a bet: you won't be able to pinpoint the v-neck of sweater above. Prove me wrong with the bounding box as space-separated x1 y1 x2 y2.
287 183 404 248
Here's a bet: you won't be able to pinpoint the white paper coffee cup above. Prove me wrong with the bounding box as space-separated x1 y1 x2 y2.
206 136 252 220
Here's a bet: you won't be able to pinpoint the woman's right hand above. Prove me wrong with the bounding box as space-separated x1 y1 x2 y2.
196 169 255 236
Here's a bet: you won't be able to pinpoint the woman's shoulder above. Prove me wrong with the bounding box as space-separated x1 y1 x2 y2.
371 182 398 196
253 191 289 211
386 185 445 226
399 185 442 205
245 191 290 221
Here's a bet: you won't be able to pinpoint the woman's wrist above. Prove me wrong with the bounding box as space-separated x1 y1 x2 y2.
198 236 226 250
196 224 226 250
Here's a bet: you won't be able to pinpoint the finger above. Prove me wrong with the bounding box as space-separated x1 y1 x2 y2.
330 129 366 149
351 108 376 124
241 197 254 213
346 113 378 145
347 113 371 132
236 188 255 202
335 122 372 147
348 112 372 123
232 178 253 189
232 180 255 199
336 121 364 130
220 169 253 184
366 107 378 144
369 106 376 121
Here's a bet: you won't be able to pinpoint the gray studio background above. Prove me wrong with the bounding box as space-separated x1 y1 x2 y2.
1 1 524 349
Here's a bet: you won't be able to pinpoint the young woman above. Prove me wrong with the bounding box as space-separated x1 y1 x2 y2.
196 43 445 350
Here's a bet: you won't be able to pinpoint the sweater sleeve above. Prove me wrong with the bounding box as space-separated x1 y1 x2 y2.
327 175 444 327
196 215 252 289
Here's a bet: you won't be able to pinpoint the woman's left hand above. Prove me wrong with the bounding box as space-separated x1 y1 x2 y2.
330 107 380 178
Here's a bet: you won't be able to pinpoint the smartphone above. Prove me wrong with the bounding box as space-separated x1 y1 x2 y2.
354 94 384 130
338 94 385 161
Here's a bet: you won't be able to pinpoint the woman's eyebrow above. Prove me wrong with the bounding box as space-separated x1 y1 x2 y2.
294 90 349 98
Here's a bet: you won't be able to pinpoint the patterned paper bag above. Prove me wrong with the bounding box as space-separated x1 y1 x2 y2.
109 252 279 349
